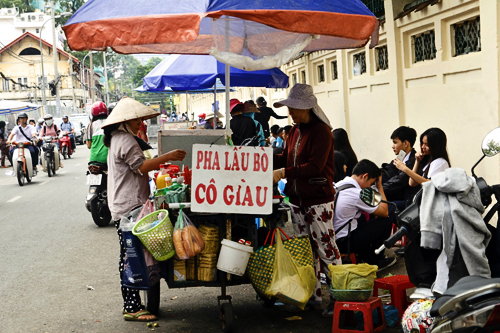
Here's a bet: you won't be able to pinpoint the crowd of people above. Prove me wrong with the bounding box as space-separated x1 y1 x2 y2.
0 113 82 170
267 83 451 316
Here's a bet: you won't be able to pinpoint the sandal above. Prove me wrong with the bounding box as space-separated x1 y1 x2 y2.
123 310 157 322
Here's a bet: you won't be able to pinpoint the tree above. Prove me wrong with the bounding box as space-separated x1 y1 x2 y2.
0 0 34 13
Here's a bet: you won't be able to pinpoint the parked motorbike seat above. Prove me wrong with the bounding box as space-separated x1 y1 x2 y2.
88 161 107 170
430 276 500 316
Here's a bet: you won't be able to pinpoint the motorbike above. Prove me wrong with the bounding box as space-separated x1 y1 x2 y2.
85 161 111 227
11 141 34 186
360 127 500 333
59 131 73 159
40 136 60 177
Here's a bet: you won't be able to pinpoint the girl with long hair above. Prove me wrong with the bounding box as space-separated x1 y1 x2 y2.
332 128 358 176
394 127 450 185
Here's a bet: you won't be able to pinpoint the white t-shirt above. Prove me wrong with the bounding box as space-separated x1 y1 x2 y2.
10 124 36 143
422 157 449 179
333 177 378 240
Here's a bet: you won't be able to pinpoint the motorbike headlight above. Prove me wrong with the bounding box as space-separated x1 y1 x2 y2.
18 142 24 148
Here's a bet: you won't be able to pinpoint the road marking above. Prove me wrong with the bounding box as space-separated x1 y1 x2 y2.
7 196 21 203
39 180 52 186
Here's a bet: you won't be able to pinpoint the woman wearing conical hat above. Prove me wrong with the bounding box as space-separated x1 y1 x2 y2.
102 97 186 322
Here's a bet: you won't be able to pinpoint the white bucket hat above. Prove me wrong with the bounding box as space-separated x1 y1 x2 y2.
274 83 332 129
103 97 160 128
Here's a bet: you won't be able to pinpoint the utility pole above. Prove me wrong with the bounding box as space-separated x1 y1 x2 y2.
103 51 109 104
50 0 60 115
69 57 76 113
90 53 94 103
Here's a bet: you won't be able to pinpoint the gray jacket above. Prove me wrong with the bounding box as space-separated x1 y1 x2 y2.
420 168 491 279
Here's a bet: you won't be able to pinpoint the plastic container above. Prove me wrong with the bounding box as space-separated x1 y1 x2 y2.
217 239 254 276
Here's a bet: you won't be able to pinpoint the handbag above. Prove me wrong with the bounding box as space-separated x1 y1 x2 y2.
246 228 315 300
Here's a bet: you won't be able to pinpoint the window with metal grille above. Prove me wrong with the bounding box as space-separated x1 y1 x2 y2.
292 73 297 85
17 77 28 90
412 30 436 63
375 45 389 71
453 16 481 57
353 52 366 75
2 78 9 91
331 61 338 80
361 0 385 18
317 64 325 83
301 70 306 84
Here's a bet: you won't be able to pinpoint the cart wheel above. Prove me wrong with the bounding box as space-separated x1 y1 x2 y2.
145 282 161 316
220 303 234 333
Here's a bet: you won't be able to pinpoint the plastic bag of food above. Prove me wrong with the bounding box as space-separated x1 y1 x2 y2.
328 263 378 290
173 207 205 259
265 231 316 309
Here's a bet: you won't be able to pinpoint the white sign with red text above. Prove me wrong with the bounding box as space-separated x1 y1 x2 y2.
191 144 273 214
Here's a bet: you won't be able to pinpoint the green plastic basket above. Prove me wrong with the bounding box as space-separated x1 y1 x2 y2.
330 288 372 302
132 209 175 261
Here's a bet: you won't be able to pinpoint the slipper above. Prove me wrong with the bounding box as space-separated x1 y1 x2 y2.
123 310 157 322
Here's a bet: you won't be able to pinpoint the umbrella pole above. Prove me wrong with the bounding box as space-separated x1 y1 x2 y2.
224 17 232 143
214 83 217 130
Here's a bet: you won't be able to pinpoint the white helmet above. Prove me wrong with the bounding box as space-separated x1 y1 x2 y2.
38 118 44 124
401 299 435 333
44 114 54 126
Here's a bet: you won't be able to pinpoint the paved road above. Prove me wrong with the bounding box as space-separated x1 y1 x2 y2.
0 145 404 333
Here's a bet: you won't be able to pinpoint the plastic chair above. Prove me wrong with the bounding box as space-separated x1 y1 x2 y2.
332 297 386 333
373 275 414 323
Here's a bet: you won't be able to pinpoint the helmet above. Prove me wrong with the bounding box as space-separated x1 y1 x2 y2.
18 112 28 119
92 101 108 117
198 113 206 120
44 114 54 126
38 118 44 124
62 115 68 119
43 114 53 120
107 102 117 114
29 118 36 124
256 96 267 106
401 299 435 333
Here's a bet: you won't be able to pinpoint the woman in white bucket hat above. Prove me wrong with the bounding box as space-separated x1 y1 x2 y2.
272 84 339 316
102 97 186 322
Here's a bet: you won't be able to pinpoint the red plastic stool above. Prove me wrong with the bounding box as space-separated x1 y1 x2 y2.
373 275 414 323
332 297 386 333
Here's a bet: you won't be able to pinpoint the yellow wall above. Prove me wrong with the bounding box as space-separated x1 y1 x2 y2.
185 0 500 184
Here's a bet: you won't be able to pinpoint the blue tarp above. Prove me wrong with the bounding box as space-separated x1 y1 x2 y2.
143 54 289 91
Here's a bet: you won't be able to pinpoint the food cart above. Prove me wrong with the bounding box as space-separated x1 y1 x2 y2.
145 129 286 332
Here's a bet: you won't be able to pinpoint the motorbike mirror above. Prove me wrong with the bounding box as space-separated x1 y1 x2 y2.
359 188 382 207
482 127 500 157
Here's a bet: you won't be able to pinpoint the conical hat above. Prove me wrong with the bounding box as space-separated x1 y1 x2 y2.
102 97 160 127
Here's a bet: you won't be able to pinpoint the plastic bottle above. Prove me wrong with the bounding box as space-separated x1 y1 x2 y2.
156 164 168 189
165 174 172 187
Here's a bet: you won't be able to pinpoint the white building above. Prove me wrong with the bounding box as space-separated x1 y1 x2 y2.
0 6 63 50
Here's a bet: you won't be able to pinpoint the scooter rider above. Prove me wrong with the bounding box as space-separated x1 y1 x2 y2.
36 118 44 134
6 112 38 171
39 114 63 168
86 101 109 164
60 115 76 153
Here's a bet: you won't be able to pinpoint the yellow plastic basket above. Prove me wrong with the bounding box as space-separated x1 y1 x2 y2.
132 209 175 261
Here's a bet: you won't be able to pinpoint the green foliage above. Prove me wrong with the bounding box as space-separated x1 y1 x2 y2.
0 1 34 13
483 139 500 156
131 57 165 87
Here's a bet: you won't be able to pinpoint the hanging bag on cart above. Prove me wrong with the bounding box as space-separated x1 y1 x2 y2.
266 231 316 309
247 228 315 300
173 207 205 259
